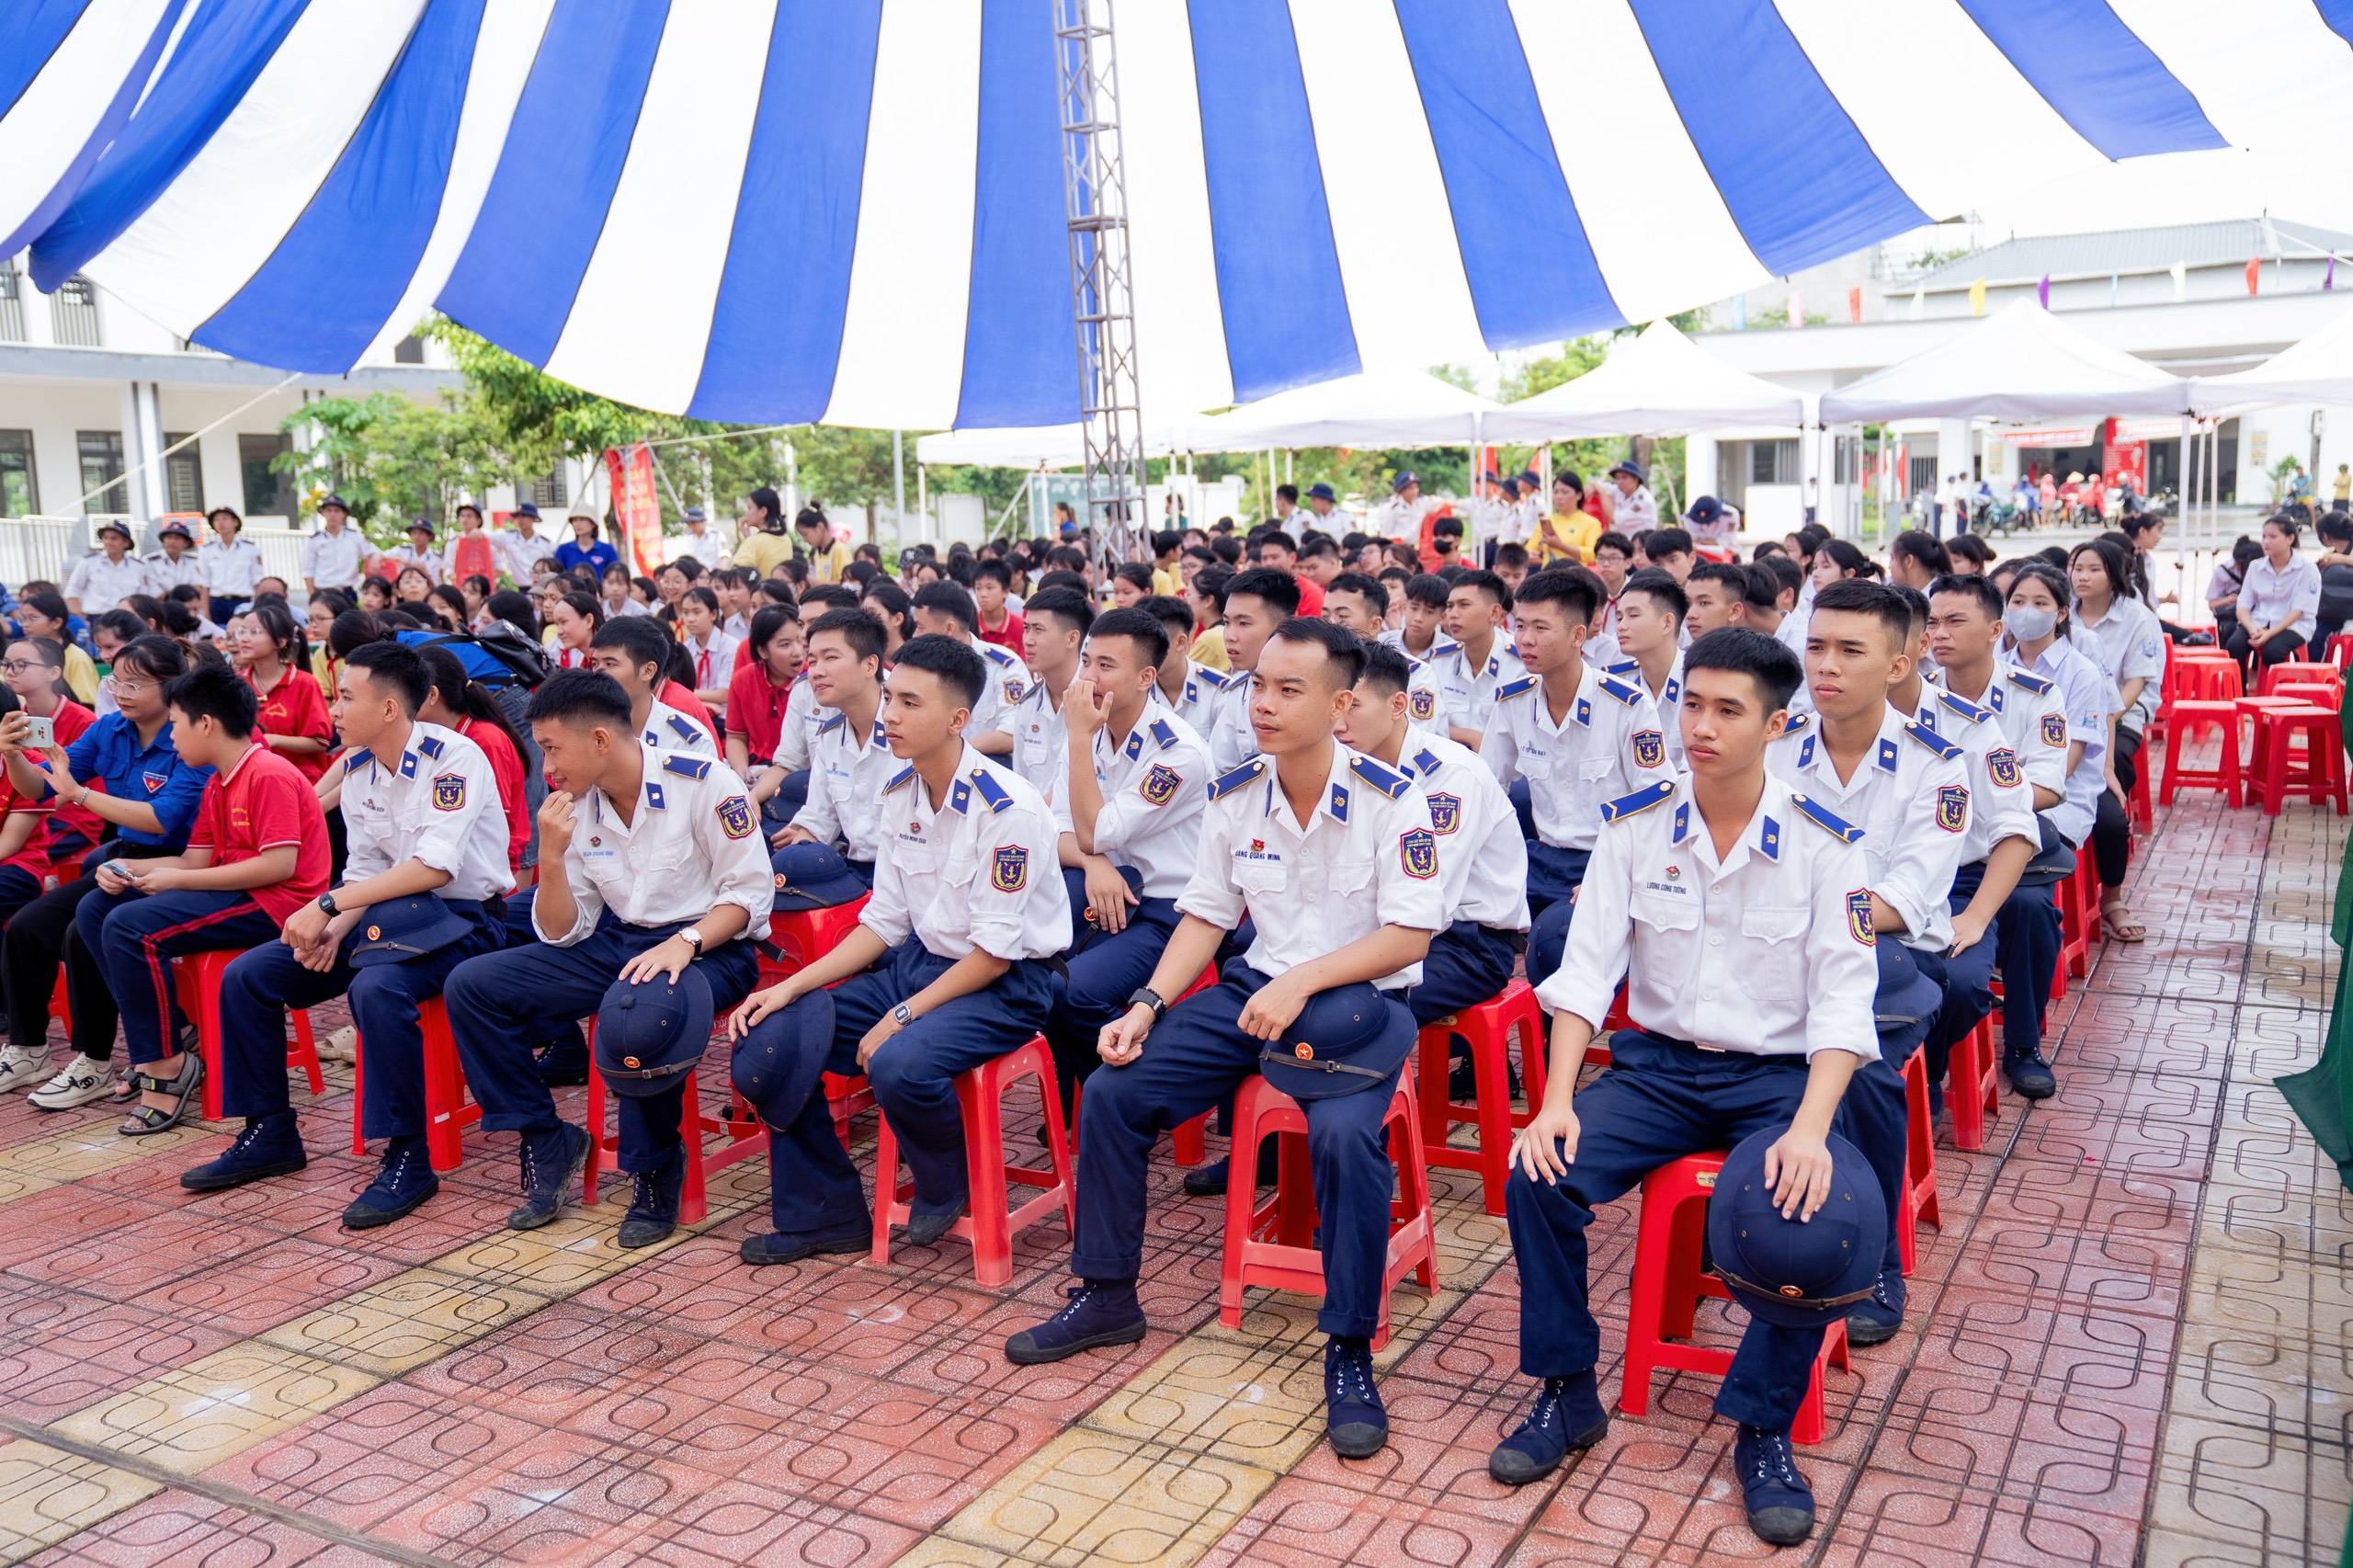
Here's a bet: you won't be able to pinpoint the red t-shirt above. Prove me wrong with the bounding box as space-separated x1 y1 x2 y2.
457 716 529 873
724 665 796 764
0 768 51 883
659 680 723 748
449 532 500 586
977 608 1024 656
46 701 100 850
189 744 330 924
1294 577 1324 618
247 666 334 781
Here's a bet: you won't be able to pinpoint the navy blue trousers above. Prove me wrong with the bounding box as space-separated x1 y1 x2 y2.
730 940 1053 1234
1837 944 1943 1281
1525 842 1590 996
1928 865 2062 1071
1407 920 1519 1027
444 917 758 1173
215 901 503 1130
84 888 280 1068
1072 964 1414 1338
1504 1028 1829 1429
1043 885 1180 1112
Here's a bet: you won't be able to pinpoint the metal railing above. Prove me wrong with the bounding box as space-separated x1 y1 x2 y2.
0 267 24 344
0 517 310 589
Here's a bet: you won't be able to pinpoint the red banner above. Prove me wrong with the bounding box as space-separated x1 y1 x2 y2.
604 444 663 578
2101 418 2145 494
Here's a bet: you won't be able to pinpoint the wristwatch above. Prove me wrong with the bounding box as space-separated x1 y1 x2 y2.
1127 986 1168 1024
317 892 339 916
892 1002 915 1026
679 928 704 951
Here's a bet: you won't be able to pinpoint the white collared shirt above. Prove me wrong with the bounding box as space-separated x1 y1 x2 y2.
1536 775 1877 1062
1199 665 1258 775
144 548 206 591
1402 653 1449 741
1479 662 1675 852
1394 733 1529 932
539 746 774 945
771 676 822 771
502 527 556 585
1938 664 2074 804
2002 640 2109 846
1076 711 1211 899
300 527 368 590
199 537 264 596
865 743 1072 961
643 699 717 757
681 630 740 692
1763 702 1971 952
1430 637 1528 739
1908 687 2038 869
1621 651 1688 774
971 640 1035 741
791 707 894 862
1006 680 1070 811
2237 552 2323 631
339 721 515 901
380 543 438 585
1180 740 1448 990
665 526 727 569
1157 661 1222 737
2068 597 2165 729
64 552 153 609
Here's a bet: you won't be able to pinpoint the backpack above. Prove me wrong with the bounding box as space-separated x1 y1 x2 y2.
399 621 551 688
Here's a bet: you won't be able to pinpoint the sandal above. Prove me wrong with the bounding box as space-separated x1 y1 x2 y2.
2099 899 2148 943
118 1056 204 1136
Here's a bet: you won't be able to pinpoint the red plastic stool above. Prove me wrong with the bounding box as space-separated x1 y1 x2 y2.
1899 1049 1940 1278
1218 1073 1437 1349
2160 699 2243 806
2259 661 2346 702
870 1035 1073 1287
348 996 480 1172
1618 1152 1848 1445
1415 980 1547 1215
2126 756 2153 832
762 896 871 976
581 1019 765 1228
2250 703 2348 816
170 950 322 1122
2329 632 2353 670
1943 1014 2001 1153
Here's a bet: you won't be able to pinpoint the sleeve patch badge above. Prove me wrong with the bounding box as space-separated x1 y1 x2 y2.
1631 728 1666 768
1426 792 1461 835
430 773 466 812
717 795 755 839
1847 889 1876 946
2040 712 2067 748
1140 763 1183 805
1400 826 1438 880
1407 687 1436 722
1003 679 1026 705
990 844 1029 892
1986 747 2020 789
1934 783 1970 833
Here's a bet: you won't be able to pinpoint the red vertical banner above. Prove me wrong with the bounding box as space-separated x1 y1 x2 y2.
604 444 663 577
2101 419 2145 494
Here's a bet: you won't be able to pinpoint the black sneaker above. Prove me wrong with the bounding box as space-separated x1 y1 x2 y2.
616 1148 685 1248
898 1197 968 1249
1843 1268 1906 1347
1324 1336 1388 1459
741 1225 869 1267
1487 1371 1608 1484
1005 1281 1147 1365
180 1110 306 1192
1734 1424 1814 1545
343 1138 438 1229
2005 1048 2057 1099
506 1122 590 1231
1180 1139 1282 1198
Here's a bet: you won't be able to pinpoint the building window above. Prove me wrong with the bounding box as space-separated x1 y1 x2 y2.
239 433 294 520
0 267 23 345
51 278 100 347
518 466 567 508
162 434 203 514
1908 456 1938 496
77 430 125 509
0 431 36 515
394 334 425 364
1750 438 1800 485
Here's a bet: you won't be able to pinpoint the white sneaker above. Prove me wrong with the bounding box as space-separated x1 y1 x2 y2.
316 1026 358 1064
0 1045 47 1093
28 1056 116 1111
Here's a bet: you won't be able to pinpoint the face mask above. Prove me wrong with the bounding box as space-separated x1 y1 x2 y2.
2006 605 2056 642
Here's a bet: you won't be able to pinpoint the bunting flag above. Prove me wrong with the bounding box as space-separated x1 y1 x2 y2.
1969 278 1987 316
2037 273 2051 308
2247 255 2263 295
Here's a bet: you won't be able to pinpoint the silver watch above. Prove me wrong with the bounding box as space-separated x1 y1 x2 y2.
679 928 703 951
892 1002 914 1026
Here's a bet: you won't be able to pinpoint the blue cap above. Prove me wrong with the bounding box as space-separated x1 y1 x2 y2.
1706 1128 1885 1329
1059 521 1079 538
682 506 706 523
93 518 134 541
406 517 436 538
1687 495 1722 525
318 494 350 512
157 518 195 541
1610 460 1645 483
1306 483 1336 504
1256 983 1417 1102
1392 472 1418 494
347 894 477 969
513 501 540 519
769 844 873 914
593 970 713 1098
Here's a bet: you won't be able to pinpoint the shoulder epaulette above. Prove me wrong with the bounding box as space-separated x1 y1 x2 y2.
815 712 846 736
1605 657 1638 675
1413 746 1444 777
1777 712 1812 737
1934 689 1990 724
2006 667 2055 696
342 751 369 775
882 765 916 793
1495 675 1539 701
1599 780 1675 823
1430 639 1458 659
661 754 711 780
666 713 702 744
1208 758 1266 801
968 767 1013 812
1904 720 1962 761
982 642 1014 665
1149 718 1177 750
1597 676 1642 706
1348 755 1410 800
1790 792 1864 843
415 734 445 758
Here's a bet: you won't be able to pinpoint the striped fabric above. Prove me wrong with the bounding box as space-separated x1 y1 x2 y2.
2 0 2295 429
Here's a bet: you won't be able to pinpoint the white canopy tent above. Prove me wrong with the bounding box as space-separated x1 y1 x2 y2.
1819 300 2193 424
1483 320 1804 439
915 423 1193 471
2196 300 2353 410
1188 368 1504 453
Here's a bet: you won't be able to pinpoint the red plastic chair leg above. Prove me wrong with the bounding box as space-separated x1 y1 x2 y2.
1901 1050 1940 1278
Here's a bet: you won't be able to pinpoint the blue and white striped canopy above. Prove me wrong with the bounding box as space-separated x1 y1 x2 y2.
4 0 2340 430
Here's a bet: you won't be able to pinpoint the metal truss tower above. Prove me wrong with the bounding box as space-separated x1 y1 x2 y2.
1053 0 1146 565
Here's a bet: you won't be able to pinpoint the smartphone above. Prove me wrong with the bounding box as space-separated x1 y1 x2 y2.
102 860 134 882
19 715 50 749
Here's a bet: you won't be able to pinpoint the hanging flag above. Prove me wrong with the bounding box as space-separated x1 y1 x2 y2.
1787 289 1803 328
2246 255 2261 295
2037 274 2051 309
1969 278 1986 316
605 445 663 577
1909 287 1925 321
1847 286 1862 324
2330 253 2337 291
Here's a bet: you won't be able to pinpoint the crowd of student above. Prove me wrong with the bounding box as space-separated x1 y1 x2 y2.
0 475 2207 1549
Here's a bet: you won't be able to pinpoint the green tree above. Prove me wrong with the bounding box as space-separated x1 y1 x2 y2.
271 392 506 547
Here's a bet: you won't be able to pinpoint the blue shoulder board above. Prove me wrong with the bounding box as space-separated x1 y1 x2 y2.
343 751 369 775
1778 712 1812 736
1430 639 1459 660
666 713 702 744
1150 718 1178 750
662 755 711 780
415 734 445 758
1349 755 1410 800
815 712 847 736
882 765 916 793
2006 667 2054 696
1221 667 1254 691
968 767 1014 812
1597 676 1642 706
1208 758 1266 801
1495 675 1539 701
1904 721 1962 760
1599 780 1674 823
1934 689 1989 724
1790 793 1864 843
982 642 1014 665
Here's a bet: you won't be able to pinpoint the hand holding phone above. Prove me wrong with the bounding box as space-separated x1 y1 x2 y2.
21 715 52 750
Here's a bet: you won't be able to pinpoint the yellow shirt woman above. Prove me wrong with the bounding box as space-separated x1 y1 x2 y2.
1531 510 1600 566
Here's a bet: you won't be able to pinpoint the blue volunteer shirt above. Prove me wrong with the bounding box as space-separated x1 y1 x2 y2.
54 712 213 849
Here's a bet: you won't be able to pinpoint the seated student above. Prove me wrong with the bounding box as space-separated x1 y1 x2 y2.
177 642 511 1210
1037 608 1211 1117
1004 619 1445 1462
0 688 55 940
675 586 739 715
1324 574 1446 735
78 665 331 1134
1612 570 1688 771
1642 525 1696 586
768 608 893 908
440 670 774 1247
1495 628 1881 1547
415 645 532 877
722 603 806 832
1005 587 1093 816
589 616 716 758
911 580 1031 759
1138 594 1222 736
0 636 209 1105
1432 570 1526 750
1377 574 1452 664
1477 570 1673 992
1764 580 1969 1347
233 600 335 781
1197 568 1301 774
1 634 101 858
727 636 1071 1263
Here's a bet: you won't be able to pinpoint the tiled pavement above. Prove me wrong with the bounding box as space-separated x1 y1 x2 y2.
0 783 2345 1565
